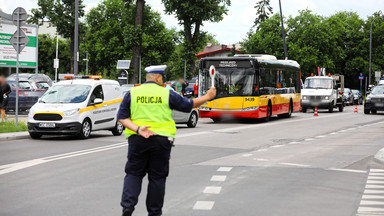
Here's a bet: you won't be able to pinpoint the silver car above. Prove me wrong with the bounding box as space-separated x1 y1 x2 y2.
173 108 199 128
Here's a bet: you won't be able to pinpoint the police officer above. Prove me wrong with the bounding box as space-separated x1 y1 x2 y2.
117 65 216 216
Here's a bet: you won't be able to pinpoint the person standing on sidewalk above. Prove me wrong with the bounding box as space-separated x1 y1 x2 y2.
117 65 216 216
0 76 11 121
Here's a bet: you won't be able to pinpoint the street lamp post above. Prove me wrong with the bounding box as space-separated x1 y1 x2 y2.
74 0 79 75
369 14 384 85
278 0 288 59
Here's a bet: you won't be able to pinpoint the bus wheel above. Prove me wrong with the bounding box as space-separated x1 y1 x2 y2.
280 101 293 118
263 104 272 122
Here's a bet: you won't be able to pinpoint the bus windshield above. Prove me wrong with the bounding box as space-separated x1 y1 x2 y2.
40 85 91 103
304 78 333 89
200 67 256 98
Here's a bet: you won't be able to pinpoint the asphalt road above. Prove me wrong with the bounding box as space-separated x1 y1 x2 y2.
1 105 384 216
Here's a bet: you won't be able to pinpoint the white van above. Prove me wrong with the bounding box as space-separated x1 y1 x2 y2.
27 76 124 139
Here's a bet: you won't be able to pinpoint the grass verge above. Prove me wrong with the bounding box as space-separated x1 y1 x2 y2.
0 121 28 133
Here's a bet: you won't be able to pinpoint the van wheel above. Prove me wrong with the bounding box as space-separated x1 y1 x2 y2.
112 121 124 136
339 104 344 112
29 132 42 139
187 112 198 128
78 119 91 139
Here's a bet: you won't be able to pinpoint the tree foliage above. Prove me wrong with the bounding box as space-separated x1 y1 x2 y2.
253 0 273 29
85 0 177 80
162 0 231 74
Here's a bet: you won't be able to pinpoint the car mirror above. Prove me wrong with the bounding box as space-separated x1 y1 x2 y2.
93 98 103 105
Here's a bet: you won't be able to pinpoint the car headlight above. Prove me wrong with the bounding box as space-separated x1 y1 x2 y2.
243 106 259 111
63 108 80 116
324 96 329 100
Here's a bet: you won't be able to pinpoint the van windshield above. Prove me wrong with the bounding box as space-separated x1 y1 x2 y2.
40 85 91 103
304 78 333 89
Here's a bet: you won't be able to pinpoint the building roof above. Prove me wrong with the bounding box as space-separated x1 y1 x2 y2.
196 44 242 59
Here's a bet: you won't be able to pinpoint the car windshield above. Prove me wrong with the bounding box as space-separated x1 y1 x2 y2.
372 87 384 95
304 78 332 89
40 85 91 103
9 81 33 90
36 82 50 89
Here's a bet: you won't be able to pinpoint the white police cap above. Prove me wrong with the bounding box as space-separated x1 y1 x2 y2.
145 65 167 74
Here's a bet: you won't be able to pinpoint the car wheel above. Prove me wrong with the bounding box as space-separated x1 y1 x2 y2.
329 106 334 113
112 121 124 136
371 110 377 114
302 107 307 113
364 109 370 114
29 132 42 139
187 112 198 128
78 119 92 139
339 104 344 112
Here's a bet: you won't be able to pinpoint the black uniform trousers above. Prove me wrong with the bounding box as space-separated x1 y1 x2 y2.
121 135 172 216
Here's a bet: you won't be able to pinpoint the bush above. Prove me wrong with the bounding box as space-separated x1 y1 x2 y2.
0 121 28 133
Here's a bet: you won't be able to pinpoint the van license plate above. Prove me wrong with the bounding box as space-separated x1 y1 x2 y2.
39 123 55 128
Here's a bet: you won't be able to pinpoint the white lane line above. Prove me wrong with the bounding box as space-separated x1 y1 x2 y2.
368 176 384 180
358 206 384 213
279 163 310 168
304 138 314 141
370 173 384 176
242 154 253 157
203 186 222 194
271 145 285 148
329 132 338 135
363 189 384 194
360 200 384 205
288 142 300 145
210 175 227 182
339 130 347 133
370 169 384 173
316 135 326 138
0 143 128 176
367 180 384 184
327 168 367 174
362 195 384 199
257 149 268 152
217 167 232 172
193 201 215 210
254 158 269 161
365 185 384 189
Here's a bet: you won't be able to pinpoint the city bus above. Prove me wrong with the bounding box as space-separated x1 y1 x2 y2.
198 54 301 122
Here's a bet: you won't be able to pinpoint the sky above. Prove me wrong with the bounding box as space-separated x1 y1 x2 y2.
1 0 383 44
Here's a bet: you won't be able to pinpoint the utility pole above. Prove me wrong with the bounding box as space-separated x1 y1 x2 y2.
74 0 79 75
55 33 59 82
278 0 288 59
369 14 384 86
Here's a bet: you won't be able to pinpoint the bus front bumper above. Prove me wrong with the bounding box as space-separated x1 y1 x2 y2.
199 107 267 119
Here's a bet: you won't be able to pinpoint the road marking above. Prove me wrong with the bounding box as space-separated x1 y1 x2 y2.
288 142 300 145
242 154 253 157
362 195 384 199
304 138 314 141
360 200 384 205
203 186 222 194
193 201 215 210
217 167 232 172
316 135 326 138
339 130 347 133
257 149 268 152
271 145 285 148
370 173 384 176
279 163 310 168
366 185 384 189
367 180 384 184
329 132 338 135
254 158 269 161
0 142 127 176
211 175 227 182
371 169 384 173
363 190 384 194
358 206 384 213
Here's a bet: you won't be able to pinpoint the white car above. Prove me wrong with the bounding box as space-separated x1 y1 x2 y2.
173 109 199 128
27 76 124 139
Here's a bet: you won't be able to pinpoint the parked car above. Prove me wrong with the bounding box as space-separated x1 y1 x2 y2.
6 80 39 112
364 85 384 114
379 79 384 86
343 88 354 105
7 73 53 99
351 89 363 105
120 84 135 95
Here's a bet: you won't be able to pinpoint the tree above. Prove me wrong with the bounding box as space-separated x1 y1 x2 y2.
30 0 85 74
253 0 273 29
37 34 71 78
131 0 145 84
162 0 231 74
85 0 177 79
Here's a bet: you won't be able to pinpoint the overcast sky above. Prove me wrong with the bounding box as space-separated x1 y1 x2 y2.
1 0 383 44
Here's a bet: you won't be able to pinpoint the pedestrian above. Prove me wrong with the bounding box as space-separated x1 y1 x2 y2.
165 81 175 91
0 75 11 121
194 80 198 98
117 65 216 216
175 78 183 94
181 79 187 95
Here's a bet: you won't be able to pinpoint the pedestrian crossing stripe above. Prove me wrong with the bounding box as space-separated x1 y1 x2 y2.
357 169 384 215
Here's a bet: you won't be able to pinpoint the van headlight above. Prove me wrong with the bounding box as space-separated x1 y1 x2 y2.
324 96 329 100
63 108 80 116
302 96 307 100
28 109 35 118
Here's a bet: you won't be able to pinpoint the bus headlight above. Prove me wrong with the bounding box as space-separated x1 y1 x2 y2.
63 108 80 116
243 107 259 111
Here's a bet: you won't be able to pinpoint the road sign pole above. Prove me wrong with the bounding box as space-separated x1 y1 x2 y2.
15 11 20 127
74 0 79 75
55 33 59 82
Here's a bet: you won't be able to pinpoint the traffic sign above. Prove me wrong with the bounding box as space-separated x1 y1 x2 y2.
54 58 59 69
12 7 27 26
9 28 29 54
359 76 364 80
209 65 216 87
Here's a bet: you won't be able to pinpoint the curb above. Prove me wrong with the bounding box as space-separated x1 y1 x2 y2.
374 147 384 165
0 132 30 141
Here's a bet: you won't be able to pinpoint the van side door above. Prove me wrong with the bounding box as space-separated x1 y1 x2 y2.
88 85 108 130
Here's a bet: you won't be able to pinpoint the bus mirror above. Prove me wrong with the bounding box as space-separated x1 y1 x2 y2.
260 68 266 78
